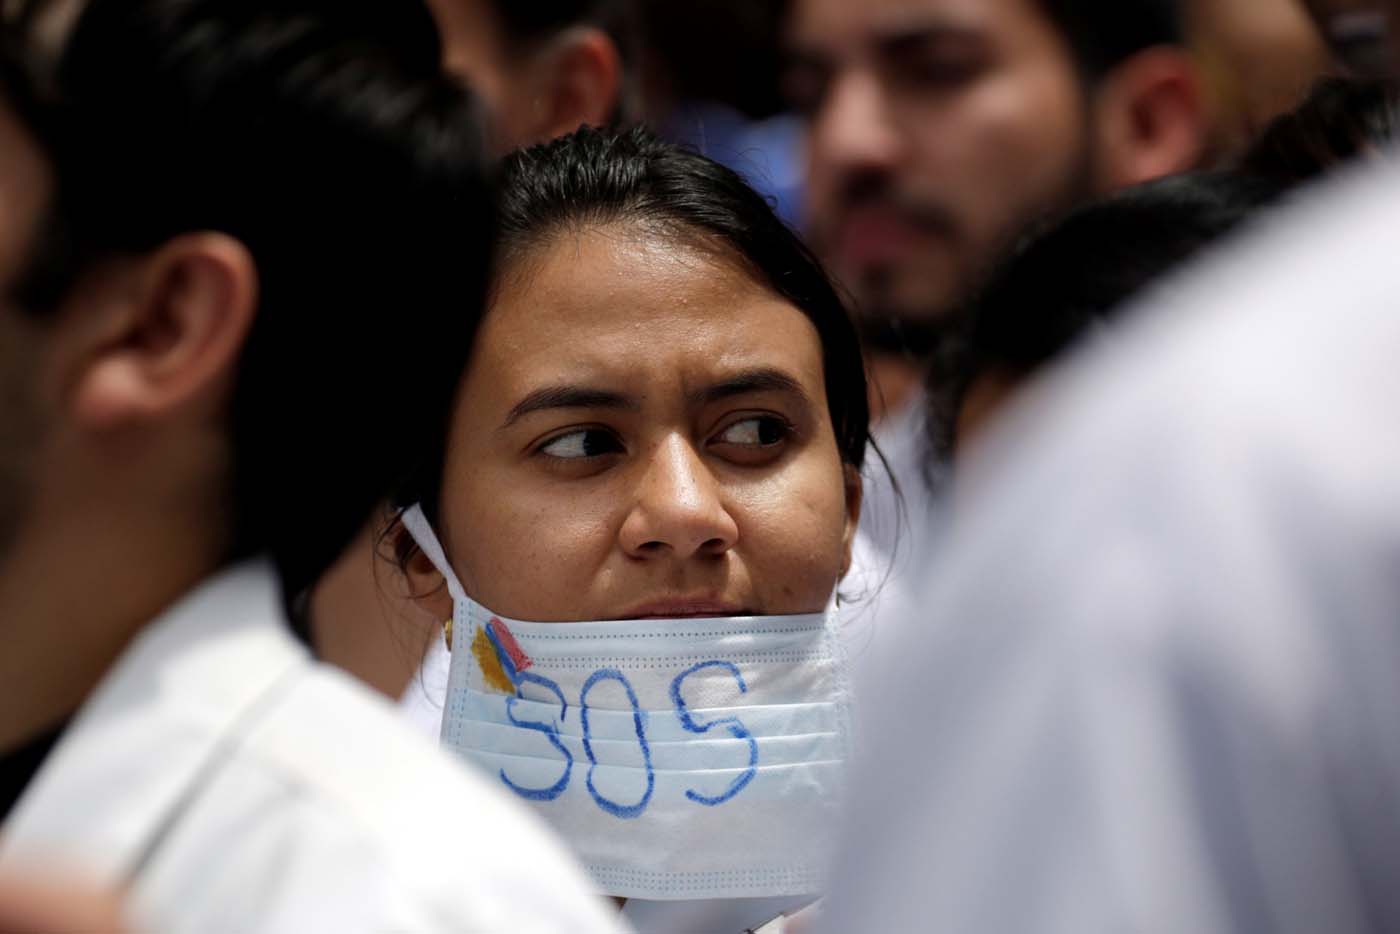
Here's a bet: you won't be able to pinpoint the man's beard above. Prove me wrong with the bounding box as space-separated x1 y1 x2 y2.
854 306 955 358
850 142 1100 364
0 348 40 565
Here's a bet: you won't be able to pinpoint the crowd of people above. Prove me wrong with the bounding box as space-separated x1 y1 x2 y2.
0 0 1396 931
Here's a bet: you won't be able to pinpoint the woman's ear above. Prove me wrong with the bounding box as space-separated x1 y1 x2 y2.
531 26 622 139
400 523 455 624
839 463 863 578
69 232 257 431
1090 46 1210 190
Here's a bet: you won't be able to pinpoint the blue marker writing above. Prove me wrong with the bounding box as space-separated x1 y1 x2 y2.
670 660 758 806
580 669 654 818
500 671 572 801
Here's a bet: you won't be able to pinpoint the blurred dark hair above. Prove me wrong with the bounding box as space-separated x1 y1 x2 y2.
930 171 1280 460
0 23 57 176
1038 0 1184 80
398 124 870 525
486 0 631 48
636 1 788 118
1241 76 1400 185
4 0 494 600
1305 5 1392 78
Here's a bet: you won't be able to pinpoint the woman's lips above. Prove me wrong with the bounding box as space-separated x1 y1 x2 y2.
616 599 755 620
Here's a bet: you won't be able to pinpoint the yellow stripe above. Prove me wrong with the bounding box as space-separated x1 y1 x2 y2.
471 624 516 694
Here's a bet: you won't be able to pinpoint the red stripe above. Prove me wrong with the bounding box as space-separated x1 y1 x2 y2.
488 618 533 673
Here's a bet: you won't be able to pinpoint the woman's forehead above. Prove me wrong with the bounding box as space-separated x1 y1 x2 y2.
475 227 827 392
493 223 758 311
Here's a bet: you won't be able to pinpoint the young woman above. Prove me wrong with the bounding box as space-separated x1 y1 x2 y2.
395 126 870 931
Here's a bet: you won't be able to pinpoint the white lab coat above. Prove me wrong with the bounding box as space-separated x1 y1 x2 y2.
0 560 625 934
819 156 1400 933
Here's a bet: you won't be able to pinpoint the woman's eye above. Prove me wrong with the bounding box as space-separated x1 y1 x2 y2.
539 429 623 460
715 416 789 447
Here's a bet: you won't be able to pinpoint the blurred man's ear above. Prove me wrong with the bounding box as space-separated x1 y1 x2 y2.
1091 46 1210 190
525 26 621 141
67 233 257 431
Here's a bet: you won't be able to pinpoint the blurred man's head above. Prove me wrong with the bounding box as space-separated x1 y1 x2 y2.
785 0 1207 359
1184 0 1330 159
427 0 630 148
0 0 492 605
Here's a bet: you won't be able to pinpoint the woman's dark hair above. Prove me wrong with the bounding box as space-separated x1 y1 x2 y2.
399 124 870 525
929 171 1281 461
1241 77 1400 185
4 0 494 601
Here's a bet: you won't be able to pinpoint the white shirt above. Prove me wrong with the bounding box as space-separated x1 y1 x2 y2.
0 560 625 934
818 157 1400 933
842 390 944 688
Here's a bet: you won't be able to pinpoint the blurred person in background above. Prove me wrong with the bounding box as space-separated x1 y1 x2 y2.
817 1 1400 930
1183 0 1332 161
931 171 1281 469
936 77 1400 477
782 0 1211 643
783 0 1209 428
0 1 621 930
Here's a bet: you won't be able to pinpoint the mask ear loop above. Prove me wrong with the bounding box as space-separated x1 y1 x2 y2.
400 504 470 649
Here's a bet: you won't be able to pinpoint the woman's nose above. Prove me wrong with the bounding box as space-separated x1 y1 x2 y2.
618 436 739 560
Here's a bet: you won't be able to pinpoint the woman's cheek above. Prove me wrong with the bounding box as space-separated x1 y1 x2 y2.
465 498 618 620
736 471 848 613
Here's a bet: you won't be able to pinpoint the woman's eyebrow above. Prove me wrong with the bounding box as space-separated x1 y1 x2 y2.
502 385 639 428
691 368 811 407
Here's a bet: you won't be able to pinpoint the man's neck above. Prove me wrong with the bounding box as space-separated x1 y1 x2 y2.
0 506 222 755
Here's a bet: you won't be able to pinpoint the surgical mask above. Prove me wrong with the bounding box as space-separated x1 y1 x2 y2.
400 505 853 901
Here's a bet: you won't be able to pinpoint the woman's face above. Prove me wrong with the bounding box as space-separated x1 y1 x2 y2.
414 224 861 623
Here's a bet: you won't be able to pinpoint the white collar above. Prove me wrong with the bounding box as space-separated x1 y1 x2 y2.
0 559 309 883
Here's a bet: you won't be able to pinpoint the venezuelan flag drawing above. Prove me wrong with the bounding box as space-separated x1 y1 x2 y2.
471 617 534 694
